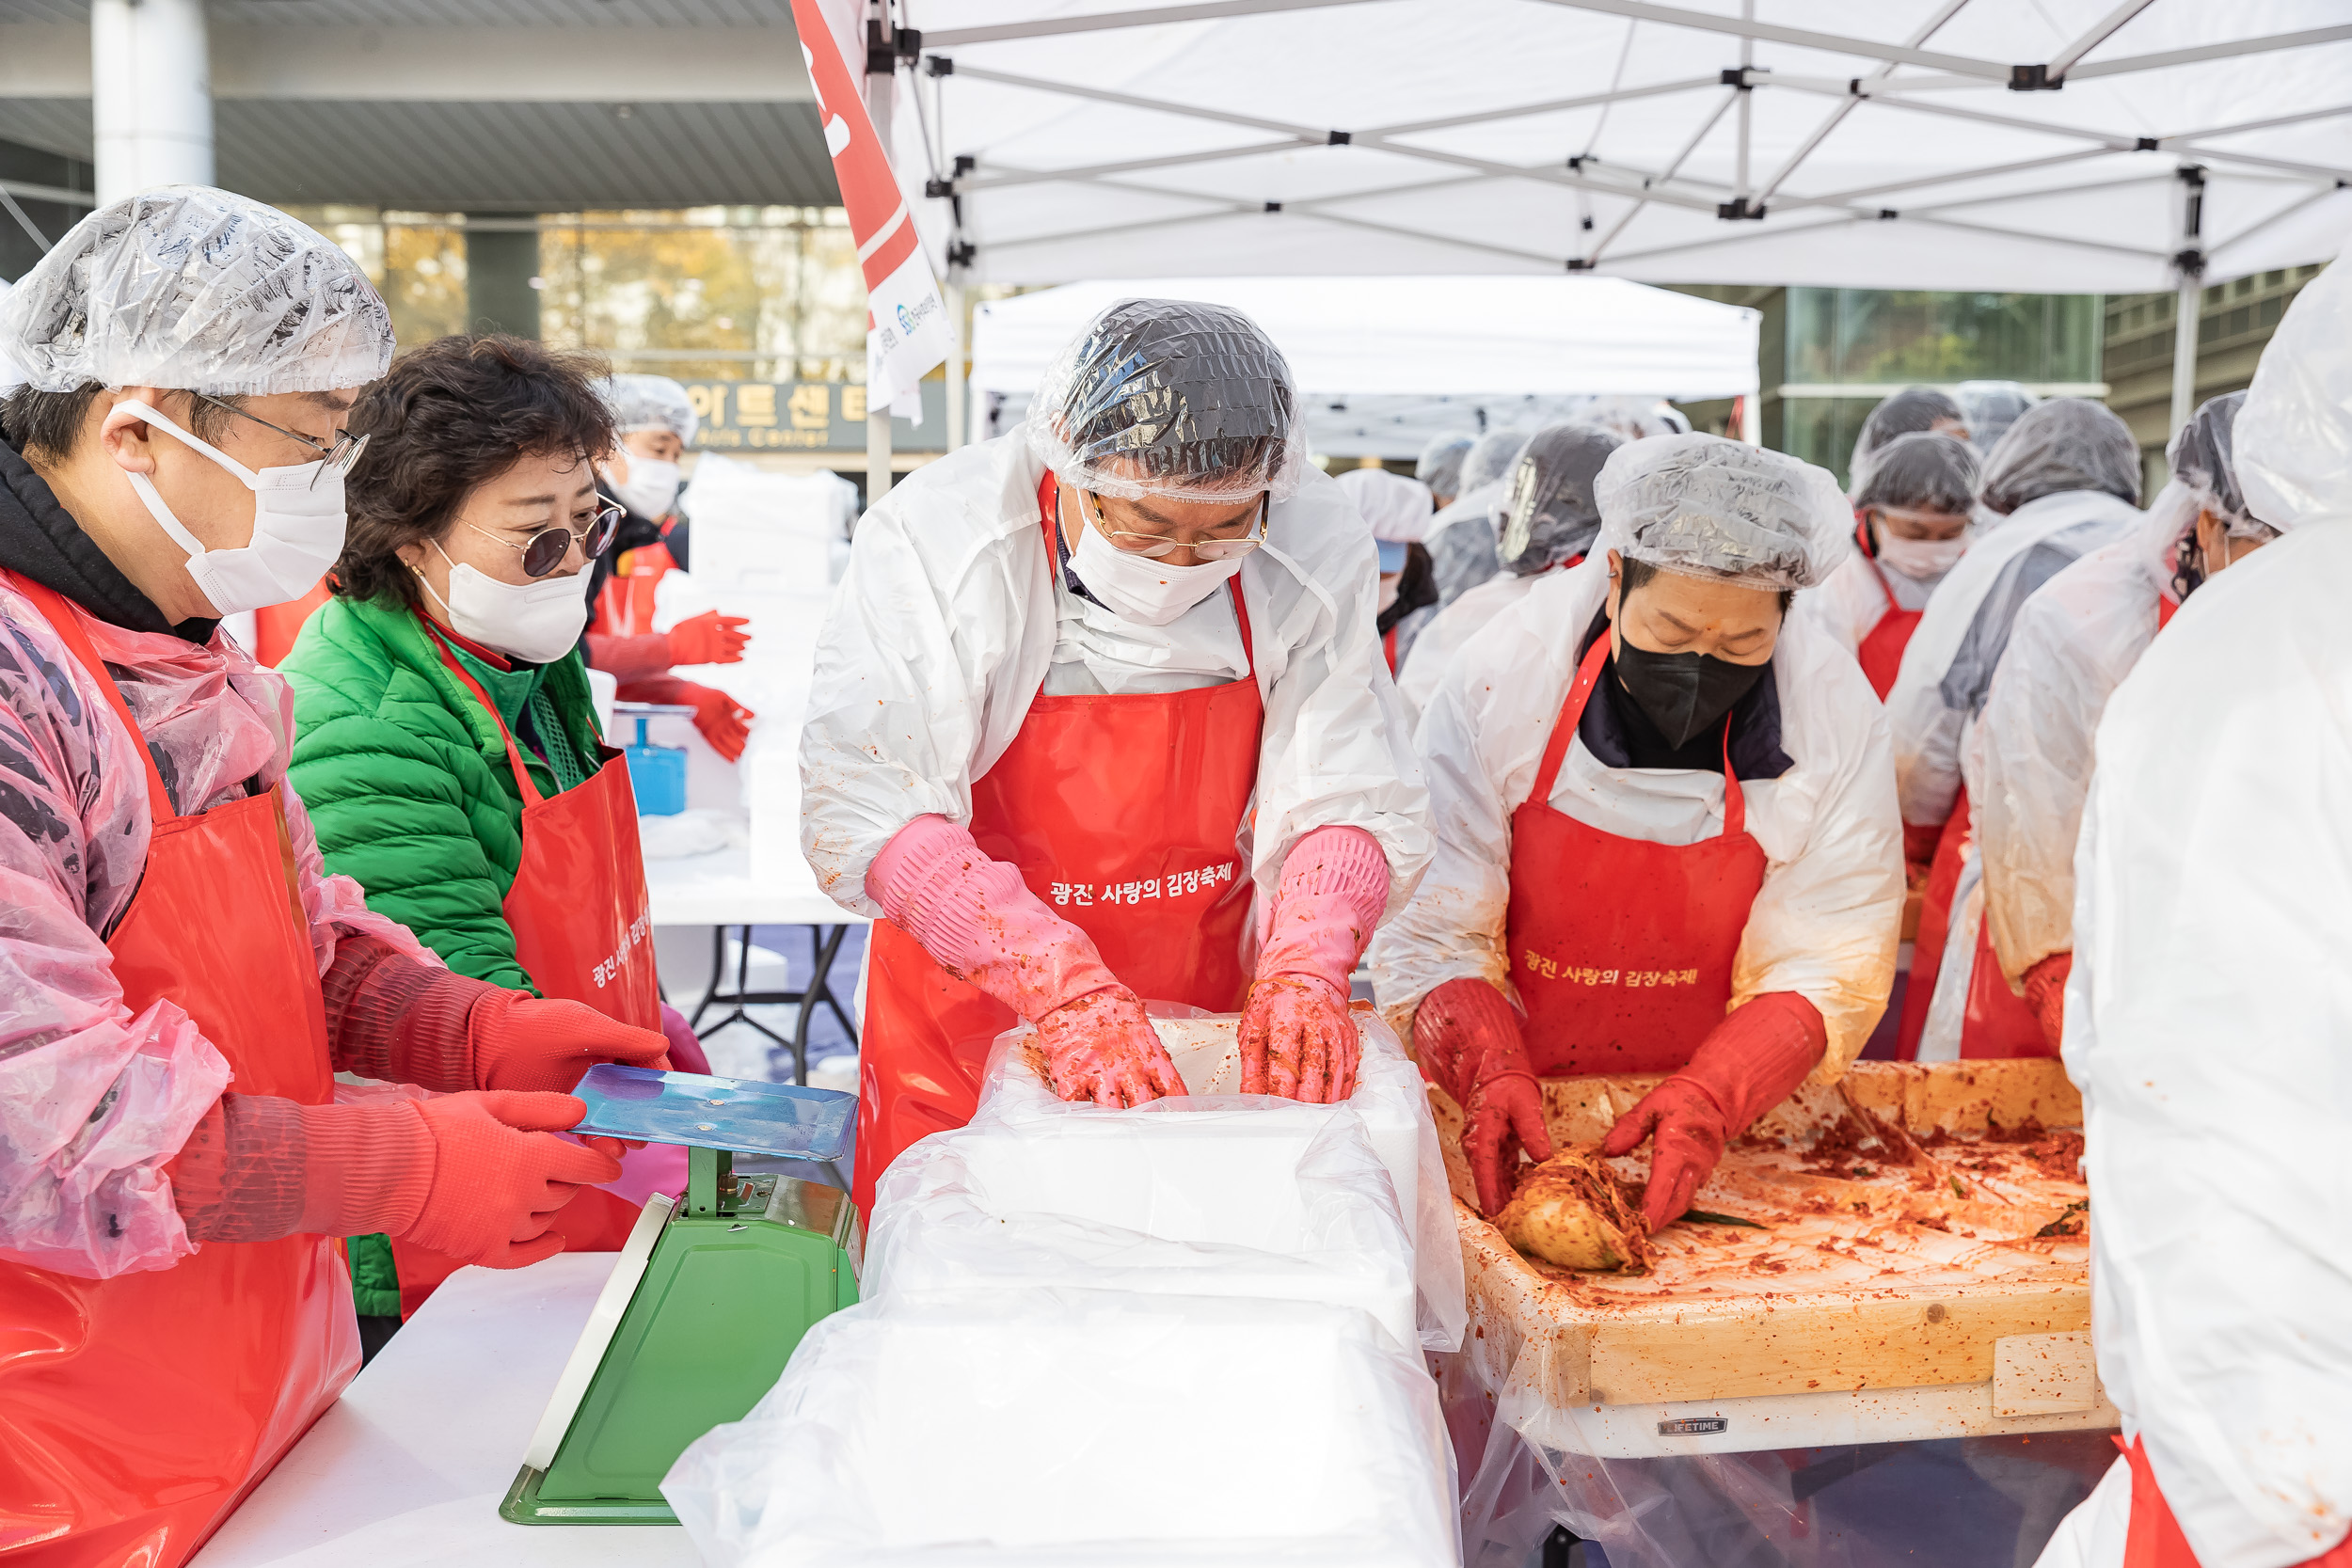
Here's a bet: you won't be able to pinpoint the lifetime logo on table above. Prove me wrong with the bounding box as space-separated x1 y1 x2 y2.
1522 952 1702 988
593 910 653 989
1658 1417 1729 1436
1050 861 1240 909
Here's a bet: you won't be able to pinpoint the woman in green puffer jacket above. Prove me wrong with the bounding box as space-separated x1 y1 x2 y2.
281 334 680 1341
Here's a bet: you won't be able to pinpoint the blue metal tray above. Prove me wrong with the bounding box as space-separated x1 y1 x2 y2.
572 1065 854 1163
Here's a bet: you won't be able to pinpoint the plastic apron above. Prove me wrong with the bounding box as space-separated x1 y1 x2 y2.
0 578 356 1568
1502 634 1769 1074
388 628 664 1315
852 473 1266 1212
1852 526 1922 702
592 537 677 638
1893 790 2045 1060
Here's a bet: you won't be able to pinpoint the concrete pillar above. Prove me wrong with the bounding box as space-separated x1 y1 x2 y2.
90 0 215 203
465 218 540 338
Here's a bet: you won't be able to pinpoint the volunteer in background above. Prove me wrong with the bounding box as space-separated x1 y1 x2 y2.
1806 432 1980 697
1956 379 2037 455
1372 435 1899 1222
1844 386 1968 491
1974 392 2270 1056
0 189 645 1568
1337 465 1437 672
1398 422 1624 726
1426 425 1533 607
582 372 755 762
1885 398 2141 1060
801 299 1431 1212
280 334 679 1323
1417 432 1473 511
2032 255 2349 1568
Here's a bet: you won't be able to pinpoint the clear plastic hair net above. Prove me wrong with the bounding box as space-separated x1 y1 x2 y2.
1025 297 1303 502
1459 427 1533 495
1976 397 2141 516
1415 434 1473 498
1955 379 2039 455
1594 433 1851 592
1851 430 1980 516
1497 423 1624 576
596 372 699 445
2235 253 2350 534
2167 389 2271 542
0 186 392 397
1562 394 1691 441
1848 386 1964 491
1336 467 1434 543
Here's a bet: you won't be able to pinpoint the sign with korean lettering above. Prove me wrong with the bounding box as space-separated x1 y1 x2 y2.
678 380 947 452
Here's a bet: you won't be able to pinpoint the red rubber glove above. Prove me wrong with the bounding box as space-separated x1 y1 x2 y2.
681 681 755 761
584 631 675 683
1240 826 1391 1103
1602 991 1826 1231
470 990 672 1093
666 610 752 666
403 1092 623 1268
1035 987 1188 1107
1414 977 1552 1215
2023 952 2071 1054
659 1002 711 1077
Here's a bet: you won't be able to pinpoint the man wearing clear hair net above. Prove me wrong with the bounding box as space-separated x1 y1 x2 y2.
1423 424 1533 610
1396 421 1623 726
1416 432 1473 510
2026 257 2352 1568
1883 398 2141 1060
0 187 659 1564
1805 431 1980 698
1372 434 1900 1224
581 372 756 760
1973 393 2273 1061
800 297 1430 1213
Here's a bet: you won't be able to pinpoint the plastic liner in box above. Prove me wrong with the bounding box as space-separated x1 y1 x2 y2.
662 1289 1460 1568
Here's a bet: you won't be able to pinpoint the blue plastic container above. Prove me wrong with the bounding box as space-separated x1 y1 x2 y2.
623 716 688 816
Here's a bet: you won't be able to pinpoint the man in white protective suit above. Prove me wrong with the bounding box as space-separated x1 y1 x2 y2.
2028 255 2351 1568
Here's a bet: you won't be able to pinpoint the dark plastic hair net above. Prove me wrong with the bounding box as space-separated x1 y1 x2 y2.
1977 398 2142 515
1027 297 1302 501
1459 428 1532 495
2168 389 2270 539
1851 431 1981 516
1848 387 1964 490
1498 423 1625 576
1417 434 1474 497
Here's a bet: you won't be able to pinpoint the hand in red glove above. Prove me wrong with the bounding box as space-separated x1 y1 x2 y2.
1239 826 1391 1104
1602 991 1826 1231
2022 952 2072 1054
469 990 671 1093
1414 977 1552 1215
403 1091 623 1268
666 610 752 666
1239 975 1358 1101
680 681 755 762
1036 986 1187 1107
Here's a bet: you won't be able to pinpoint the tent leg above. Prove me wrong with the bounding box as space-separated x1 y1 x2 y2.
946 279 966 450
2168 271 2201 440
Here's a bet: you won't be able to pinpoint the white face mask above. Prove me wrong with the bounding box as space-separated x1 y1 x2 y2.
111 399 347 617
1875 530 1969 581
608 457 679 521
420 540 590 664
1065 494 1245 627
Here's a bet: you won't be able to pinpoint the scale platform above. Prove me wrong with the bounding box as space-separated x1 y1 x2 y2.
502 1069 861 1526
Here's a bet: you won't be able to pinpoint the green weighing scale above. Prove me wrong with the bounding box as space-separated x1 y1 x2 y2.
501 1065 862 1526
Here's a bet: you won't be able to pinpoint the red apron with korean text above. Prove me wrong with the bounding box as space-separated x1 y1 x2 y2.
1502 633 1770 1074
1853 526 1922 701
592 538 678 639
852 473 1265 1212
390 630 662 1314
0 577 355 1568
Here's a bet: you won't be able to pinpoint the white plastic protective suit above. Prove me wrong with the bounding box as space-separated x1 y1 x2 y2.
1394 571 1540 728
1973 487 2194 990
1367 554 1903 1072
0 576 427 1277
799 431 1433 920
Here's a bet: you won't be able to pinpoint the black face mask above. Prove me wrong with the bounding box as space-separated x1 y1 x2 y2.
1613 636 1770 750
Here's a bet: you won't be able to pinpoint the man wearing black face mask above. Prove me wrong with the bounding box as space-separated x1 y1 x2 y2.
1372 435 1902 1229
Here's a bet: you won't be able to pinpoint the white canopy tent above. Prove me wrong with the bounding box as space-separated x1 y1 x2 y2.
874 0 2352 433
969 274 1759 455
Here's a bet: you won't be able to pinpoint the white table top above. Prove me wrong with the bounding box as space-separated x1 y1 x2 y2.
644 844 869 929
193 1255 699 1568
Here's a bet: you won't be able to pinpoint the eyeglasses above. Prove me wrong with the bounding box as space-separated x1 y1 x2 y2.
193 393 368 484
1080 488 1268 561
463 505 625 578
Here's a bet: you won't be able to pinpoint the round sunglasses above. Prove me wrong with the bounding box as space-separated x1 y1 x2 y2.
461 505 626 578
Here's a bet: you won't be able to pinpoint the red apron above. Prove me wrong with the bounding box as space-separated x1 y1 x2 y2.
1502 633 1770 1074
852 473 1266 1212
1852 525 1922 702
0 578 355 1568
2120 1436 2352 1568
252 576 332 668
389 629 663 1314
1383 623 1399 673
1896 790 2046 1060
592 538 678 639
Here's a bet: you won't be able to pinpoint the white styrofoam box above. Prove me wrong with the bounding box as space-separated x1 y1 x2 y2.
662 1291 1461 1568
677 453 837 595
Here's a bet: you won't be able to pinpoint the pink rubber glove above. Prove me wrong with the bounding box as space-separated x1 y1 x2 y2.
1602 991 1826 1230
666 610 752 666
868 814 1184 1106
2023 952 2071 1055
1414 977 1552 1215
583 631 675 683
1239 826 1390 1103
659 1003 712 1077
